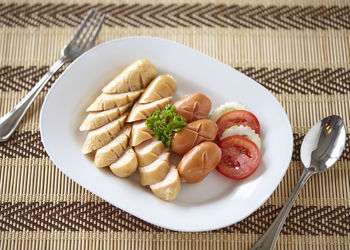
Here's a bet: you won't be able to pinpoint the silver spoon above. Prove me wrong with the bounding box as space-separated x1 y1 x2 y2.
252 115 346 250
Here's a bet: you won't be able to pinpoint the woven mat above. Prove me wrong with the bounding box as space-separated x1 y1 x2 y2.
1 0 350 249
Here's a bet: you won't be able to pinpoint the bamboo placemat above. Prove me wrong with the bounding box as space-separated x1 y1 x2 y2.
1 0 349 249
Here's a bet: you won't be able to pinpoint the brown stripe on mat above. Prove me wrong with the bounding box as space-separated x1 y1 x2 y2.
1 66 350 94
0 4 349 29
236 67 350 94
0 131 46 158
0 66 65 92
0 201 349 235
1 131 349 161
0 202 163 232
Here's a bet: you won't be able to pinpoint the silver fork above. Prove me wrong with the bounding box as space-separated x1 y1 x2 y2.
0 9 105 142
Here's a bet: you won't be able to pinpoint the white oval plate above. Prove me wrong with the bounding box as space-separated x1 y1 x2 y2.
40 36 293 232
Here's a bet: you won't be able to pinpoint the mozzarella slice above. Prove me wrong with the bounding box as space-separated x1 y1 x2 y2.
221 125 262 150
209 101 248 122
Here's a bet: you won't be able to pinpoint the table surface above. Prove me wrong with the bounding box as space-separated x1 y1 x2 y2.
0 0 349 249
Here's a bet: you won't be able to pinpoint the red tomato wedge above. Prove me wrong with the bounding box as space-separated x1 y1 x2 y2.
216 135 261 180
216 110 260 140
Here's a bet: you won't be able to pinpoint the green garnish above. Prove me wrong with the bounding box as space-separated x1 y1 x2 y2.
146 104 187 147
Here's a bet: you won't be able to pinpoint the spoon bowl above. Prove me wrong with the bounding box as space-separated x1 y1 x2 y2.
301 115 346 173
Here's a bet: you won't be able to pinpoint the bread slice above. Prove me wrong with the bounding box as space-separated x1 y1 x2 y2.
138 75 177 104
130 120 154 147
110 147 138 178
126 97 172 123
80 104 130 131
86 90 142 112
139 151 170 186
81 114 127 154
94 124 131 168
102 59 157 94
150 165 181 201
134 139 166 167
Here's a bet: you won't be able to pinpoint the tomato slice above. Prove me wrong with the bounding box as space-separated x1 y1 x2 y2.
216 110 260 140
216 135 261 180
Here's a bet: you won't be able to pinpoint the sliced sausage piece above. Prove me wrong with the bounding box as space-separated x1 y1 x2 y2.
94 124 131 168
150 165 181 201
130 120 154 147
81 114 127 154
86 90 142 112
134 139 167 167
80 104 130 131
138 75 177 104
110 147 138 178
139 151 170 186
102 59 157 94
126 97 172 123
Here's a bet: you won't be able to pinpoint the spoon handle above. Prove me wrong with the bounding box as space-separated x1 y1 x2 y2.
251 168 314 250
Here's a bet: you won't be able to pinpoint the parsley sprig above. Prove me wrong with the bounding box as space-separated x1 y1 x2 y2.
146 104 187 147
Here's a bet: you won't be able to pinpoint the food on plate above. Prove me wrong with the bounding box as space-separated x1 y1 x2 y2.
146 104 187 147
139 151 170 186
94 124 131 168
102 59 157 94
221 125 262 150
130 120 154 147
171 119 218 155
81 114 127 154
126 96 172 122
138 75 177 104
79 58 264 201
174 93 212 123
178 141 221 183
150 165 181 201
209 101 248 122
216 135 261 180
86 90 143 112
216 110 260 140
109 147 138 178
80 104 130 131
134 139 167 167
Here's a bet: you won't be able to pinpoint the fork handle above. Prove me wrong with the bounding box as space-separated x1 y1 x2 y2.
0 57 68 142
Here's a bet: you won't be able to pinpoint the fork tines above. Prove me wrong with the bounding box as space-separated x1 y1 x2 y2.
73 9 106 50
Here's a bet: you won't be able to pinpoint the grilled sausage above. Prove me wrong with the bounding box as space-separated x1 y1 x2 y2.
171 119 218 155
174 93 212 123
177 141 221 183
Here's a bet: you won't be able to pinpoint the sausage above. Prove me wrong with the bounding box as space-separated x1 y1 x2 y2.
171 119 218 155
102 59 157 94
174 93 212 123
177 141 221 183
126 97 172 122
150 165 181 201
138 75 177 104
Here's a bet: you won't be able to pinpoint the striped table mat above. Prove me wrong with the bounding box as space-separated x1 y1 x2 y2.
1 0 349 249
